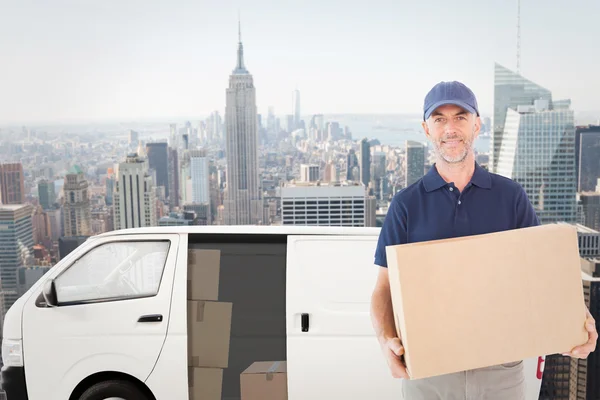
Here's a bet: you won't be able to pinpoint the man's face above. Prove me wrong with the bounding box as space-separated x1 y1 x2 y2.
421 104 481 164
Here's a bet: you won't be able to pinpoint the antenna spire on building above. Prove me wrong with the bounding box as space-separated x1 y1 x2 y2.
238 10 241 43
234 13 248 74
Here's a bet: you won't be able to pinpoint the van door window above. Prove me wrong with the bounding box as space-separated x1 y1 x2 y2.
54 240 170 305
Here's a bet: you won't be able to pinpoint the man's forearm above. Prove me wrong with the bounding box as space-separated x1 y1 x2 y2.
371 286 399 345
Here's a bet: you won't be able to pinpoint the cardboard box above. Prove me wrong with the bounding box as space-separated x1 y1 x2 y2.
385 224 589 380
240 361 287 400
188 249 221 301
188 367 223 400
188 300 232 368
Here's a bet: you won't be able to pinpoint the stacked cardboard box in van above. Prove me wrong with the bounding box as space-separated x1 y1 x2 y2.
240 361 288 400
187 249 233 400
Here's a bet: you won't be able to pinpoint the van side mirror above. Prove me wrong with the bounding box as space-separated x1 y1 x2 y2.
42 279 58 307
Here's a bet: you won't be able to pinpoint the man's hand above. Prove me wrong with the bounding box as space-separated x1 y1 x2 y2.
382 337 410 379
563 307 598 359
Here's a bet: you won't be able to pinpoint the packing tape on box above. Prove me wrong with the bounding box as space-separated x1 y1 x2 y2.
195 301 205 322
188 367 195 386
265 361 281 381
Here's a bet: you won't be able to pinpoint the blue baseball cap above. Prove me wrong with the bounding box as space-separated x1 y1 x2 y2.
423 81 479 121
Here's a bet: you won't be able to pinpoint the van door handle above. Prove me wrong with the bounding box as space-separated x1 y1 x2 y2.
301 313 309 332
138 314 163 323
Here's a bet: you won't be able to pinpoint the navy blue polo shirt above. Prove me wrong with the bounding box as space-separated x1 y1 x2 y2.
374 162 540 268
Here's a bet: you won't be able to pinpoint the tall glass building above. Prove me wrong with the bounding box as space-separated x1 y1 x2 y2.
492 63 552 172
496 98 577 224
0 204 34 316
575 125 600 192
405 140 425 187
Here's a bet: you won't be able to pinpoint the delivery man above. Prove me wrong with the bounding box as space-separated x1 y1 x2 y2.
370 81 598 399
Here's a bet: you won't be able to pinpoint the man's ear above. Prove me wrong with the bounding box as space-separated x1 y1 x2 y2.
473 115 482 138
422 120 431 140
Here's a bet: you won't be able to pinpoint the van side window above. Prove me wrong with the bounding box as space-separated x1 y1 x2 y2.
54 241 170 305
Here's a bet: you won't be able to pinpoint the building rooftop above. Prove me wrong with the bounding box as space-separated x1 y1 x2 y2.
68 165 83 175
283 180 364 188
0 204 30 211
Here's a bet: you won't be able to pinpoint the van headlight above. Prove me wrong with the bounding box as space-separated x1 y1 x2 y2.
2 339 23 367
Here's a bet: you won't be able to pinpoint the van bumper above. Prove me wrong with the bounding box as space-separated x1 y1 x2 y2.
0 366 28 400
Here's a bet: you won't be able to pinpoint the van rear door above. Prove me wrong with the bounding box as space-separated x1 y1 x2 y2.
286 234 404 399
21 233 180 400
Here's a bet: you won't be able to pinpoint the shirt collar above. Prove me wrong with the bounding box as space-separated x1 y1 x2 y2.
422 161 492 192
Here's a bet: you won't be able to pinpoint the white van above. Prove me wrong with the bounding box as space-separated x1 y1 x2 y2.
0 226 545 400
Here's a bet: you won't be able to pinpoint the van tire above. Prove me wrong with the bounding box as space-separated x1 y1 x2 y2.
78 380 149 400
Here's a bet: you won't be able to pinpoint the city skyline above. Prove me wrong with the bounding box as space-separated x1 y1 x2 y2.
1 0 600 125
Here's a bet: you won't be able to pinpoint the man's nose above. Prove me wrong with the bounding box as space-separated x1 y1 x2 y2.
444 120 458 134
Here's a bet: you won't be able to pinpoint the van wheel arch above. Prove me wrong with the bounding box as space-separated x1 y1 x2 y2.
69 371 156 400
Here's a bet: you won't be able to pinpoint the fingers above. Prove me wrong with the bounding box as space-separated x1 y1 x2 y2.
584 328 598 351
387 337 405 357
586 317 597 333
565 340 596 359
388 353 410 379
385 337 410 379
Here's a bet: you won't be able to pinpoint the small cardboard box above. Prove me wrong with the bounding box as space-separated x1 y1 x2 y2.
385 224 588 380
240 361 287 400
188 249 220 301
188 300 232 368
188 367 223 400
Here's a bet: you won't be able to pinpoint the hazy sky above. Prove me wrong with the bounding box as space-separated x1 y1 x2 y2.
1 0 599 125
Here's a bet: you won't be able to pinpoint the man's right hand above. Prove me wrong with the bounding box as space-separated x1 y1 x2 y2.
382 337 410 379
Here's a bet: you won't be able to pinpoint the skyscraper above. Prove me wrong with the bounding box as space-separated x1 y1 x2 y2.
405 140 426 187
580 193 600 232
575 125 600 192
0 204 34 315
113 153 157 229
223 22 263 225
300 164 319 182
0 163 25 205
190 149 210 204
293 89 301 129
346 150 358 181
496 98 577 224
38 179 56 210
281 181 366 227
492 63 552 173
146 142 169 198
169 124 178 149
168 147 180 207
62 165 92 237
359 138 371 190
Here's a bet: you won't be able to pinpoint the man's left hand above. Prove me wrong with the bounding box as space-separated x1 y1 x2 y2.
563 307 598 359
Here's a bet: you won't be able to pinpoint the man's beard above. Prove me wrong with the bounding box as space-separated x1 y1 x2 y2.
431 129 475 164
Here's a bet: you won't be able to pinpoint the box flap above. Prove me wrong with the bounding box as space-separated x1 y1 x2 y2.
242 361 287 376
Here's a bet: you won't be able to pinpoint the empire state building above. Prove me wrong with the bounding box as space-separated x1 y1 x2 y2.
223 23 264 225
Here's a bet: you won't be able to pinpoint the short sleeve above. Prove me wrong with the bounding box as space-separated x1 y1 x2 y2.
374 196 408 267
516 186 540 228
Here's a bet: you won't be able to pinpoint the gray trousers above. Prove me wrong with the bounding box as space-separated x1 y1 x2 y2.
402 360 526 400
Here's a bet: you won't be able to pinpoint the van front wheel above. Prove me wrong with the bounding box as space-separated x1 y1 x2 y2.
79 380 149 400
